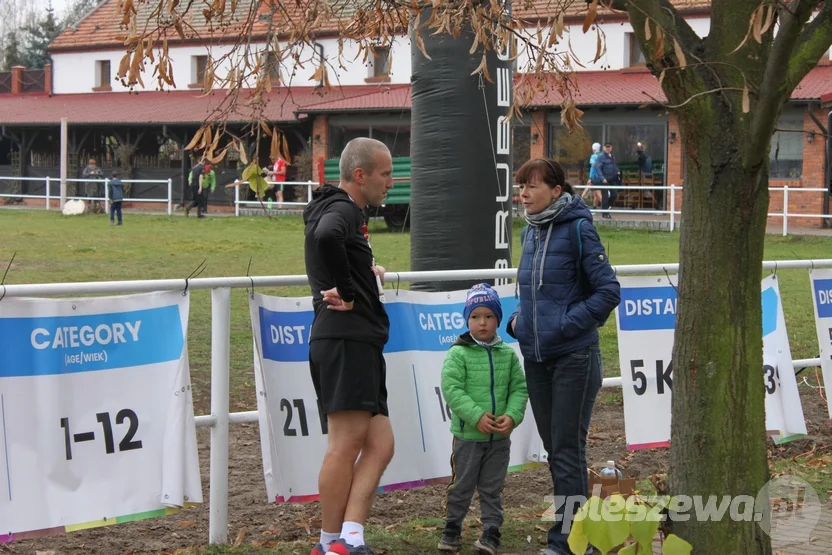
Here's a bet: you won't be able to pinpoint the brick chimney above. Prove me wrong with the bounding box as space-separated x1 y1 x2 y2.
11 66 24 94
44 63 53 95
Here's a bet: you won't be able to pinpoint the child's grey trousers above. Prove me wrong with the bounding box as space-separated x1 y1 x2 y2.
443 436 511 531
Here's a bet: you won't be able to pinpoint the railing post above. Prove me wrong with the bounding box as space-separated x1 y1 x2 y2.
783 185 789 237
234 183 240 217
45 176 50 210
168 178 173 216
669 185 676 233
104 179 110 216
308 181 313 204
209 287 231 545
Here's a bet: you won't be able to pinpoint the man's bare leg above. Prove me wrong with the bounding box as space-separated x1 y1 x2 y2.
318 410 372 533
343 414 395 524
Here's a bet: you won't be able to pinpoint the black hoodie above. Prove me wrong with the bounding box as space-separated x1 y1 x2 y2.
302 184 390 347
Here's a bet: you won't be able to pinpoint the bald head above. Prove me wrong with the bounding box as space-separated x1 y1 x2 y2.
339 137 390 183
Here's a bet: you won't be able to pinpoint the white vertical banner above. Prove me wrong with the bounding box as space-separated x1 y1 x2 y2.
762 274 807 442
615 274 806 449
0 291 202 542
809 269 832 423
250 285 541 503
615 275 677 450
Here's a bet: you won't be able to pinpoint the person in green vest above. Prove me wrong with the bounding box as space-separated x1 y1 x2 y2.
186 162 216 218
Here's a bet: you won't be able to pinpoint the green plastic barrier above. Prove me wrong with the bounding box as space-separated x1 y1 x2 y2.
324 157 411 205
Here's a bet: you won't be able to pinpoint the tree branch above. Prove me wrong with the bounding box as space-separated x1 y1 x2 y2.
786 0 832 91
609 0 702 51
662 87 745 109
748 0 824 161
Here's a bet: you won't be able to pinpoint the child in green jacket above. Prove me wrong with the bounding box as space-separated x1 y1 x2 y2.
439 283 529 555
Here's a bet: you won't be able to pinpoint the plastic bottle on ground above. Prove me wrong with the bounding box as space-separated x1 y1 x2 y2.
599 460 623 479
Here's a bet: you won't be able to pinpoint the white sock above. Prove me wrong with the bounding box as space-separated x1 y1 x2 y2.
340 521 365 547
320 530 340 548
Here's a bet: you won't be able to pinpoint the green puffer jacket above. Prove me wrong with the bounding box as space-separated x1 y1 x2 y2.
441 332 529 442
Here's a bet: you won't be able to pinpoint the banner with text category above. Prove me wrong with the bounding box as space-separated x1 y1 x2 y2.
810 269 832 423
0 291 202 542
615 274 806 450
250 285 543 503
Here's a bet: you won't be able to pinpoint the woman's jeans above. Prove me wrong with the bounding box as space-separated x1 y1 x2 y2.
524 344 603 553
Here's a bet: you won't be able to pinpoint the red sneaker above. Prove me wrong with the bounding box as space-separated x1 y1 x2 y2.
325 538 378 554
310 542 326 555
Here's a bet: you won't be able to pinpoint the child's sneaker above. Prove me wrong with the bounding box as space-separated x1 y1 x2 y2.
310 543 327 555
474 526 501 555
437 524 461 551
325 538 378 555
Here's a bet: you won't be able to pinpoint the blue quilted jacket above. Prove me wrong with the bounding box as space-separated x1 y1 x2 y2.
507 196 620 362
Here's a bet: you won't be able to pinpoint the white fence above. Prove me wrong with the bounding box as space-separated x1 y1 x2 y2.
0 175 174 215
232 180 318 216
3 176 829 236
570 184 831 236
1 260 830 545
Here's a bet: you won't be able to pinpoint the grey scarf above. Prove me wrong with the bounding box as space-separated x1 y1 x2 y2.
524 192 573 227
518 193 574 291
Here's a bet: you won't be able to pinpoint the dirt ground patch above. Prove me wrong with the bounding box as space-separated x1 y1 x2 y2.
13 385 832 554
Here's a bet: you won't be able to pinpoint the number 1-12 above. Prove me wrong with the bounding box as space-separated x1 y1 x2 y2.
60 409 142 460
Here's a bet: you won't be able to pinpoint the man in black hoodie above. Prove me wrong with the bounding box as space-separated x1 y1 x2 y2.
303 137 394 555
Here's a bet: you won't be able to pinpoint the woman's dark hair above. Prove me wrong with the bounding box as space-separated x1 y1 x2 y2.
515 158 575 195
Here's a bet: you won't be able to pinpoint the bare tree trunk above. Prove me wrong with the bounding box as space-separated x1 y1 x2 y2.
667 116 773 553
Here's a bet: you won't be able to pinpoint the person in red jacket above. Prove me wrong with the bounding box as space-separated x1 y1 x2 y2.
270 155 287 206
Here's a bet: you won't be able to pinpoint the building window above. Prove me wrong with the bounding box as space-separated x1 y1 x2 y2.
329 124 410 158
513 121 531 169
770 114 804 179
548 122 665 183
548 123 603 184
368 46 390 80
265 51 280 82
627 33 647 67
95 60 111 89
192 55 208 86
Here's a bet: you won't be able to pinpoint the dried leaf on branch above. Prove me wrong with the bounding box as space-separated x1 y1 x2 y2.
471 54 494 84
583 0 598 34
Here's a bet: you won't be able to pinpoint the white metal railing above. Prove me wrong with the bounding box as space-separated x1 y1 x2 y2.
233 180 318 216
4 176 828 236
549 184 831 236
1 260 831 545
0 175 174 215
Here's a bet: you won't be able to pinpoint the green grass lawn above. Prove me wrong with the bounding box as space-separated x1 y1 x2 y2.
2 209 831 554
1 209 829 414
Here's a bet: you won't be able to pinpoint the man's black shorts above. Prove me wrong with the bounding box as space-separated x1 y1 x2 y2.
309 338 389 417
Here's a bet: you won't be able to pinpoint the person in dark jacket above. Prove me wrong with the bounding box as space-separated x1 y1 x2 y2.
595 143 620 219
303 137 394 555
109 171 124 226
507 157 620 555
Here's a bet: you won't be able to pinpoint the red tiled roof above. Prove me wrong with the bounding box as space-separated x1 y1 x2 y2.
297 84 410 113
518 69 665 106
0 85 385 125
513 0 710 21
2 66 830 125
519 65 832 106
822 92 832 106
50 0 714 52
50 0 332 51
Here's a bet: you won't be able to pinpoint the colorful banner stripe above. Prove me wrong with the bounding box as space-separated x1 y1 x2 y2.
0 503 199 543
274 462 547 503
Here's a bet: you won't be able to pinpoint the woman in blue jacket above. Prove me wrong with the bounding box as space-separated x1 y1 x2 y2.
507 157 620 555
